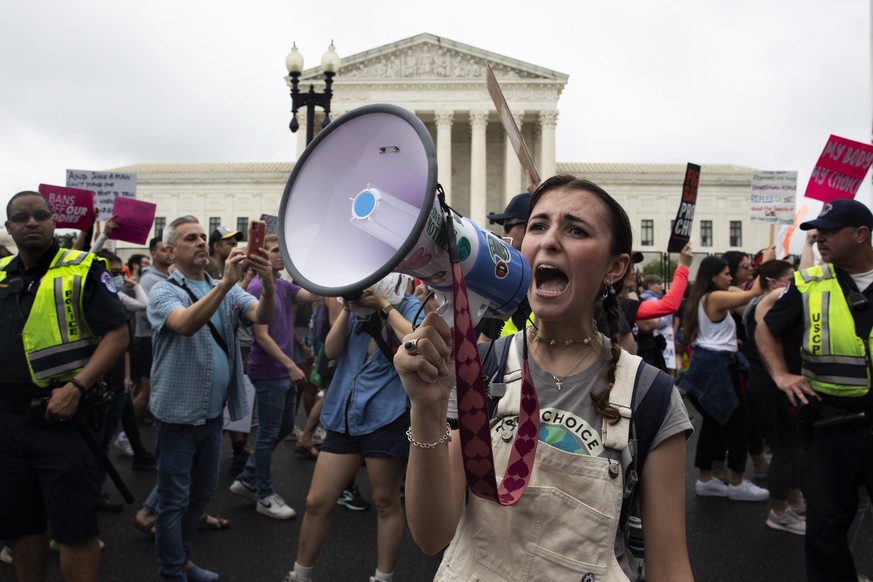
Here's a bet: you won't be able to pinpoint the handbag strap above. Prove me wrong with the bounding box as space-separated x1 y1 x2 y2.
167 279 230 357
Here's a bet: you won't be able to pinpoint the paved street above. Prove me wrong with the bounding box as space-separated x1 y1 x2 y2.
2 399 871 581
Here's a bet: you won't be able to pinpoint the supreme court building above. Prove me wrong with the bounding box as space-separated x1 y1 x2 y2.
112 33 771 259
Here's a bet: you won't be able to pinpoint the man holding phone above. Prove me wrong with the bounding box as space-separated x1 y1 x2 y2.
148 216 275 581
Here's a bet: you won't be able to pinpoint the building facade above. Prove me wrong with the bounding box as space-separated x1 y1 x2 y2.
110 33 773 258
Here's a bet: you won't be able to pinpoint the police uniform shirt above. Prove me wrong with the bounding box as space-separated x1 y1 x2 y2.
0 242 129 398
764 271 873 413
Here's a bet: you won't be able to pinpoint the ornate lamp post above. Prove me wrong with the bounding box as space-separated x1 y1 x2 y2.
285 41 341 145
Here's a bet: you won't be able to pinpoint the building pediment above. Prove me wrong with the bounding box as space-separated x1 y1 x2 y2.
301 33 567 85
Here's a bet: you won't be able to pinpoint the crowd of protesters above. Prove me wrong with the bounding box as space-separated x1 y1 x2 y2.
1 185 871 582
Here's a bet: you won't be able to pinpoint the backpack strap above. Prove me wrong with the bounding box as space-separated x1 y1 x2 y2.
477 334 516 419
618 360 676 529
167 278 230 357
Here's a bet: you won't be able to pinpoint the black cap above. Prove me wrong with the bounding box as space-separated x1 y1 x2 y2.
208 226 243 246
799 199 873 231
632 251 645 264
488 193 532 224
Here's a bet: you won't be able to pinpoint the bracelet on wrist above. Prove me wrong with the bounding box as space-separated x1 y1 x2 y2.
406 423 452 450
69 378 88 394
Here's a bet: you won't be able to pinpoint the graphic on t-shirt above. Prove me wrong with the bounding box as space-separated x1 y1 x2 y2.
493 407 604 456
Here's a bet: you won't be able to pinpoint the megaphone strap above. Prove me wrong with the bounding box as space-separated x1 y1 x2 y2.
452 259 540 505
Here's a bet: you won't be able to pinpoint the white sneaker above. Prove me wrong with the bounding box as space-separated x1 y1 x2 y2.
229 477 258 502
113 432 134 457
1 545 12 565
728 479 769 502
283 570 311 582
766 509 806 535
312 426 326 445
257 493 296 520
695 478 728 497
790 501 807 517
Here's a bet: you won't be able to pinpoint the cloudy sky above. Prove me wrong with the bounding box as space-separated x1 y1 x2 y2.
1 0 870 214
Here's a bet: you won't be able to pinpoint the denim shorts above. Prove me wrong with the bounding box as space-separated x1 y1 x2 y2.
320 410 411 459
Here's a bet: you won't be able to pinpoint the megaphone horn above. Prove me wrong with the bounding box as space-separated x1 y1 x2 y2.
278 104 530 324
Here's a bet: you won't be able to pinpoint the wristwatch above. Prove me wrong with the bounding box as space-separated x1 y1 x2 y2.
379 304 395 319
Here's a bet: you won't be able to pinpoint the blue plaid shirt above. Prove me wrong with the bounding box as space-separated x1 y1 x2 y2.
147 270 256 425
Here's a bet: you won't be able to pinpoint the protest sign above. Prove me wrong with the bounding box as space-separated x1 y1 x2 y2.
260 213 280 236
486 64 540 186
66 169 137 221
37 184 94 229
804 135 873 203
750 171 797 225
109 197 156 245
667 163 701 253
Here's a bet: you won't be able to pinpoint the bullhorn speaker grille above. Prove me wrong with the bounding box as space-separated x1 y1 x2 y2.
279 104 437 296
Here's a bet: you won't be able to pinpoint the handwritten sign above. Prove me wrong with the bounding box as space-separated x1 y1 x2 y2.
750 171 797 225
108 197 156 245
37 184 94 229
667 163 701 253
260 213 279 235
66 169 137 221
804 135 873 203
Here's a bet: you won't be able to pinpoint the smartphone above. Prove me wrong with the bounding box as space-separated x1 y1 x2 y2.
247 220 266 257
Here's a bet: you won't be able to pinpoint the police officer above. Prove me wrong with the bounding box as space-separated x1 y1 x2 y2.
0 191 129 581
756 198 873 581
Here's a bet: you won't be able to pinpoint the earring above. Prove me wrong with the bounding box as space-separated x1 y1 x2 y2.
602 280 610 299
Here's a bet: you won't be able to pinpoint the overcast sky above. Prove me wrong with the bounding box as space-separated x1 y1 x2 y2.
1 0 870 214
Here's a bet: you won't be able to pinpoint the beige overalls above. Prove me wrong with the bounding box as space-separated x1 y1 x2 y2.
436 336 642 582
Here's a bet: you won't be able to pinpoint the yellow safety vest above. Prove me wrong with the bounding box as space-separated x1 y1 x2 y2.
0 248 104 388
795 264 871 397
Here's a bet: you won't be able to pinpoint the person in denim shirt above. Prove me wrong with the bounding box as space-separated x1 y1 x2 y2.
147 215 275 582
285 274 422 582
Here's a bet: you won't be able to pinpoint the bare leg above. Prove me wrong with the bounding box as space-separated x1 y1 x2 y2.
295 452 363 567
132 377 151 423
12 532 48 582
58 537 101 582
365 457 406 574
298 398 325 450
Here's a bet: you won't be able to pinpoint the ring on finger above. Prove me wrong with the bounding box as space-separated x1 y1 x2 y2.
404 338 421 356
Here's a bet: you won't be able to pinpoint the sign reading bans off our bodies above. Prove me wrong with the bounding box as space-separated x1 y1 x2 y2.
667 163 701 253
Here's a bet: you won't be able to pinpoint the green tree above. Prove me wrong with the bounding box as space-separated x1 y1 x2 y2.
641 257 678 281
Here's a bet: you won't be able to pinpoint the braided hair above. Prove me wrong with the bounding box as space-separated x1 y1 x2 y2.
527 175 632 423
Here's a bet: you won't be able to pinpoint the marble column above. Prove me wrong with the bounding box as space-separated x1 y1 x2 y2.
504 111 524 205
435 110 454 204
538 110 558 180
469 110 489 226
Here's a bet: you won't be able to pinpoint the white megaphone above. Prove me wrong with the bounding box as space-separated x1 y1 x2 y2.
278 104 530 325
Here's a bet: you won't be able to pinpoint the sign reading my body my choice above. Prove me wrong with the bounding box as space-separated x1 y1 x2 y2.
66 169 137 221
667 163 701 253
805 135 873 203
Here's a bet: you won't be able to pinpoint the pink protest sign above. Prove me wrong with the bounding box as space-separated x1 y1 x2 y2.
109 197 156 245
38 184 95 229
805 135 873 203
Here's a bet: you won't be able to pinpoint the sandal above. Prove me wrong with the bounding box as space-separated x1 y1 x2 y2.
197 514 231 531
132 515 156 538
294 443 319 459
